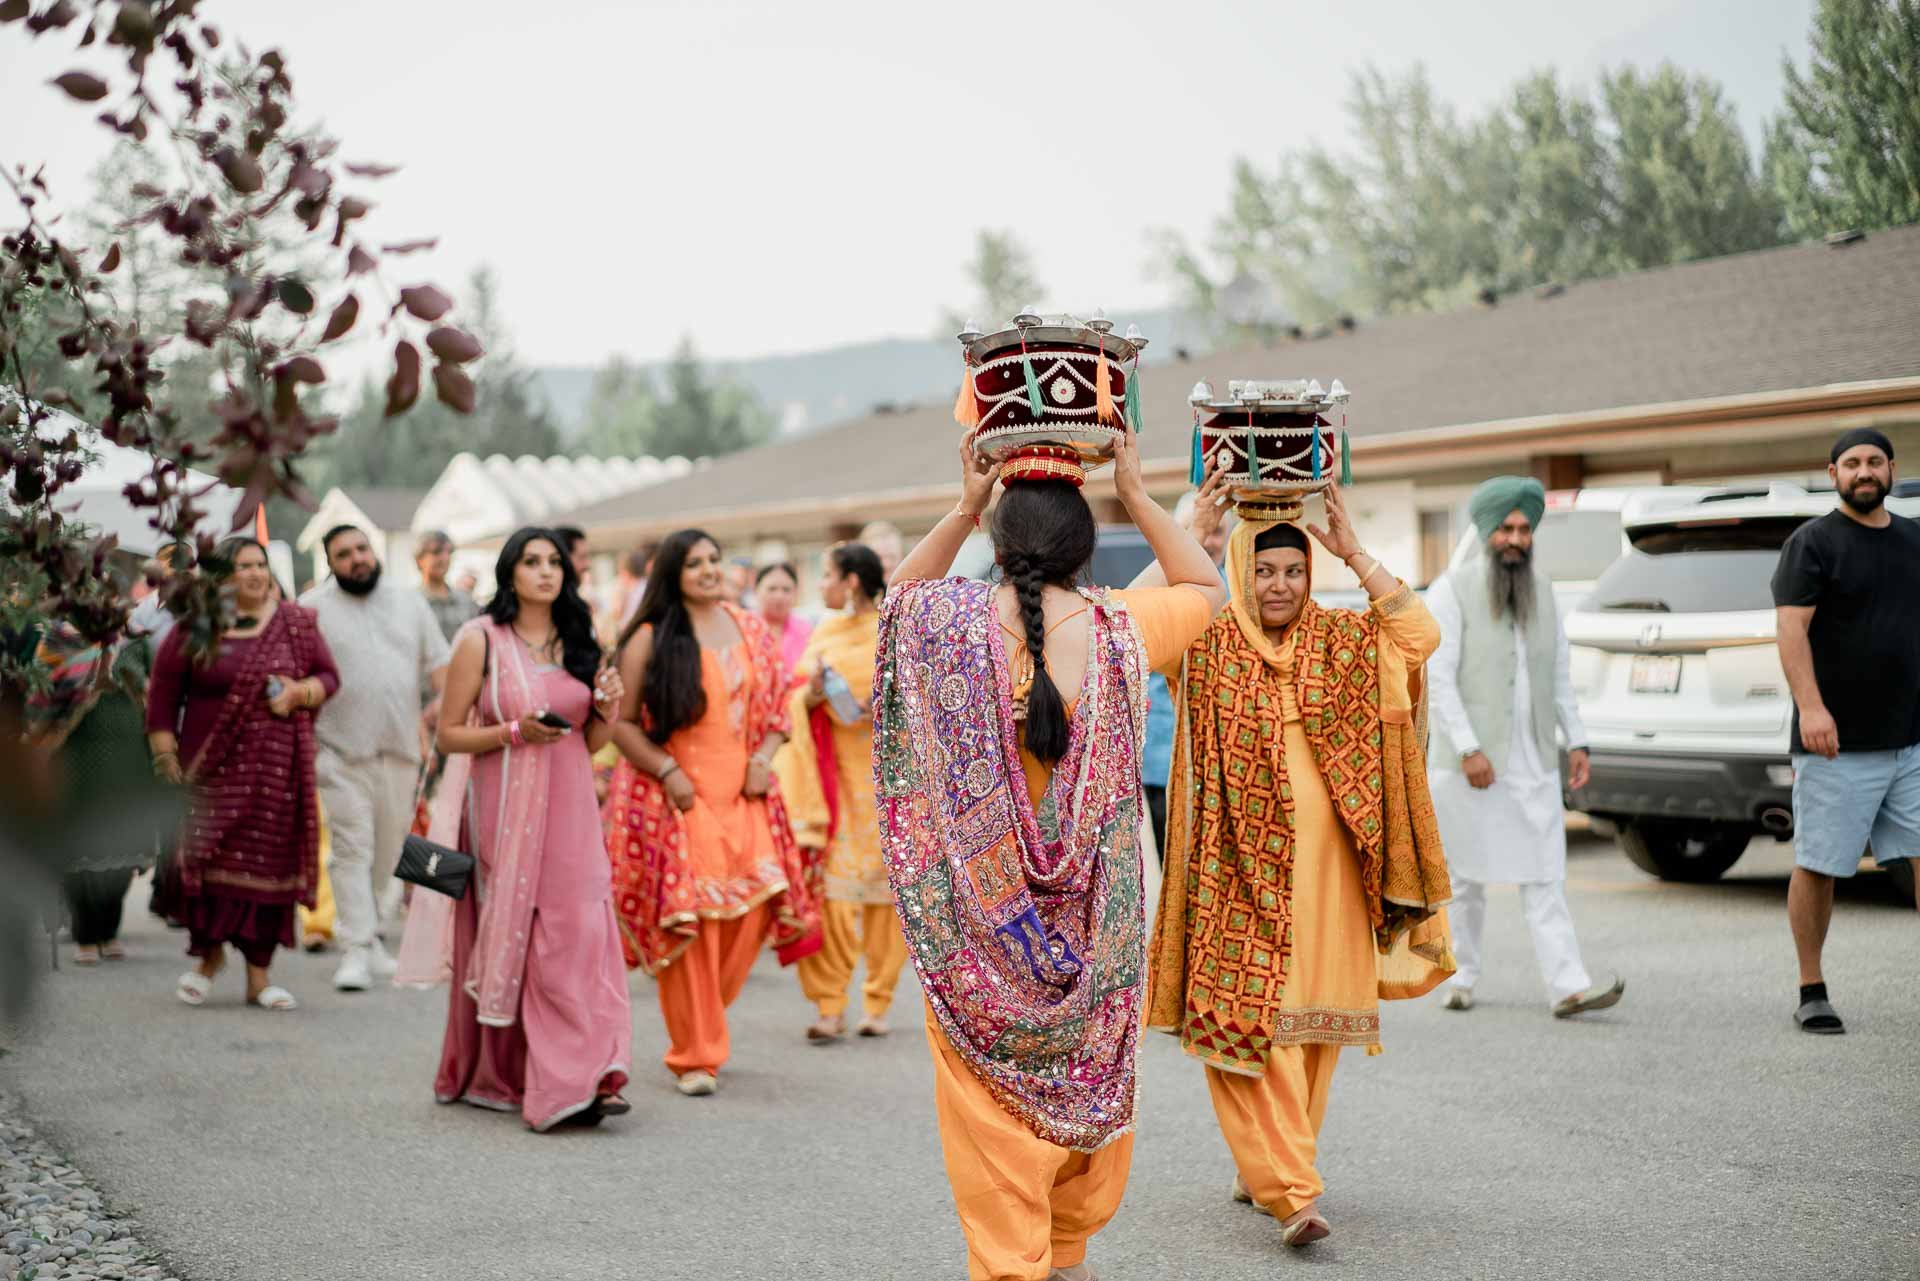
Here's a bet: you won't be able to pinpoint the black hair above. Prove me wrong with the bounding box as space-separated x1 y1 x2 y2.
989 481 1097 765
755 561 798 588
829 542 886 604
212 534 268 576
1253 524 1310 555
486 527 602 690
196 536 269 666
321 524 365 555
554 526 587 553
619 528 720 741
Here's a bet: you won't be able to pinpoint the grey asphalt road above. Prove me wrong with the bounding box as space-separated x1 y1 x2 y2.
3 835 1916 1281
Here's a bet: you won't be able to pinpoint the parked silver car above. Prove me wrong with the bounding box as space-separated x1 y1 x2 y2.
1563 484 1918 899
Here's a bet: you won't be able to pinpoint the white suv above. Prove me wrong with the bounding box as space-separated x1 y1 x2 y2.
1563 483 1919 898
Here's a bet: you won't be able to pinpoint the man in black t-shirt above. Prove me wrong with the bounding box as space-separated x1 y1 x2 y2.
1771 427 1920 1036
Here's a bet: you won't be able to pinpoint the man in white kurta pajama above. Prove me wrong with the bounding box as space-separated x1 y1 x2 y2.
1426 477 1624 1018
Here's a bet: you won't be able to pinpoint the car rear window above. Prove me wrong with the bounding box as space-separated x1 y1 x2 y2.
1534 511 1622 581
1591 515 1808 612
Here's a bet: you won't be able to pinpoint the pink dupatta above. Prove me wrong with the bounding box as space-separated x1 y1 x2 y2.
392 618 551 1026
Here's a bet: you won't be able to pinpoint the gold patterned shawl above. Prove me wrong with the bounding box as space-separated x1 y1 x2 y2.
1147 515 1454 1075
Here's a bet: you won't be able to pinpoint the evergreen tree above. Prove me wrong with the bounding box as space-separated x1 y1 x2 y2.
574 355 658 459
643 337 772 460
1601 66 1784 271
316 264 559 490
1166 61 1786 333
941 230 1044 333
1765 0 1920 237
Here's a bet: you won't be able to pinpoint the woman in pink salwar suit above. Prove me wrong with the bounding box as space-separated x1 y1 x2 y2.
411 527 635 1131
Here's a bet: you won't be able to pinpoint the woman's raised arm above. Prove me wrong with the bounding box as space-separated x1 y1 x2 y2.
891 433 999 586
1112 434 1227 614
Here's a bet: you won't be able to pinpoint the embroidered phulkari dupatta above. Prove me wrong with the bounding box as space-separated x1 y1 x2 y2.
875 577 1150 1152
1147 518 1453 1077
605 603 820 974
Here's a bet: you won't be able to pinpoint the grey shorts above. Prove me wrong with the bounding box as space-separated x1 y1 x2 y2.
1791 743 1920 877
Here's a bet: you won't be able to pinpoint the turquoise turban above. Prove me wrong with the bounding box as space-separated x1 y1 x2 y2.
1468 475 1546 540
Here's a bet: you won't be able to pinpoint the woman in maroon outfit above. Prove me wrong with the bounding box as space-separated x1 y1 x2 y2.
146 537 339 1010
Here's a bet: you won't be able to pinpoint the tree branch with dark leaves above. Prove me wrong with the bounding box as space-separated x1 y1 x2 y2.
1 0 484 680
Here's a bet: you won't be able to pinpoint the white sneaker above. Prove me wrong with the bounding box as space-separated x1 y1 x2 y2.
1442 987 1474 1011
675 1070 717 1097
366 939 399 980
332 947 372 992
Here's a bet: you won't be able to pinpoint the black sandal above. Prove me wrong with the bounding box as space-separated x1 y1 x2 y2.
1794 997 1845 1035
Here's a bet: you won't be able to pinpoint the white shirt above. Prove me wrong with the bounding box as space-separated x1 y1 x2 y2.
301 576 450 764
1425 576 1584 884
128 594 175 648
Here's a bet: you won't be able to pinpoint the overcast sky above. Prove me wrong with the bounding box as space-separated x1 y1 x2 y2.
1 0 1815 369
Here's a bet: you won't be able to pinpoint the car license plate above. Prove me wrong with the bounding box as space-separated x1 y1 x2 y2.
1631 654 1681 694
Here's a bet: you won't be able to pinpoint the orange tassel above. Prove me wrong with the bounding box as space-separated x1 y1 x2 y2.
1094 347 1118 425
953 365 981 428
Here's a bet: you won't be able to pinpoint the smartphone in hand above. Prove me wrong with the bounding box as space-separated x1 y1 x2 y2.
535 710 572 732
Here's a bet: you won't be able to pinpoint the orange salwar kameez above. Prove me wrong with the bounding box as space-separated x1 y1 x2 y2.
1151 518 1452 1226
607 608 815 1080
780 611 909 1024
923 586 1215 1281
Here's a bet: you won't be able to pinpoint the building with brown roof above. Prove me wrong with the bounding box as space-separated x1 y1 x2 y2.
557 225 1920 590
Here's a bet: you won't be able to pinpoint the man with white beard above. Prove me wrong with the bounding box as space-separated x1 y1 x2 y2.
1425 476 1624 1018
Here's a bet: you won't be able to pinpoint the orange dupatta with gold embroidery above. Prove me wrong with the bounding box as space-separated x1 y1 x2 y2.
1147 516 1453 1076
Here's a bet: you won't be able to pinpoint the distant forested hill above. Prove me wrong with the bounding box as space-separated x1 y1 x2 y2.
533 308 1198 441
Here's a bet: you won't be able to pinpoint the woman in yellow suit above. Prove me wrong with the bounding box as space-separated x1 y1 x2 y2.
782 543 902 1041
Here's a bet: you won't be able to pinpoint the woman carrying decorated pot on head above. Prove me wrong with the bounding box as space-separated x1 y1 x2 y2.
877 311 1227 1281
1145 380 1454 1249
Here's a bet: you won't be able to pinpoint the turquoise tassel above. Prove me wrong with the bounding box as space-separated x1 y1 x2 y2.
1126 362 1144 433
1340 430 1352 485
1189 420 1204 486
1022 355 1045 418
1311 428 1321 482
1247 423 1260 480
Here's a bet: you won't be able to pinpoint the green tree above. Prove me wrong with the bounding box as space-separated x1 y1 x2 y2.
316 264 559 489
642 337 772 460
941 229 1044 333
1163 61 1785 335
1601 66 1783 271
574 355 658 459
1496 71 1613 286
1765 0 1920 237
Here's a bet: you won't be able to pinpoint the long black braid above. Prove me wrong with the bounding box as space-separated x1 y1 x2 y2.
990 481 1096 765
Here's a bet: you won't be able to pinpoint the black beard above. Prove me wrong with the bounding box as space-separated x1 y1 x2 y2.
1839 480 1885 515
337 563 382 597
1488 546 1535 625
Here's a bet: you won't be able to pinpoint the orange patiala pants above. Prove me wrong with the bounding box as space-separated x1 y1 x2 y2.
1205 1043 1342 1219
655 903 771 1076
797 899 908 1020
925 1004 1133 1281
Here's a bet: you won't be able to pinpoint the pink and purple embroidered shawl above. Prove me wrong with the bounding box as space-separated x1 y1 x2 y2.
875 577 1151 1151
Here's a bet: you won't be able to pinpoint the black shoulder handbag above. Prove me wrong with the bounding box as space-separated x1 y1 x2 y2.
396 833 474 899
394 628 485 900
